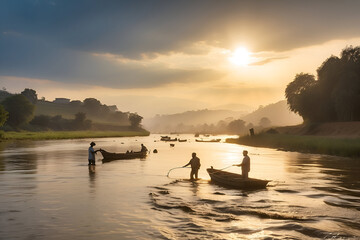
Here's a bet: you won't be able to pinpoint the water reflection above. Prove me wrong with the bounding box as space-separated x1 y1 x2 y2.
88 165 96 191
0 135 359 239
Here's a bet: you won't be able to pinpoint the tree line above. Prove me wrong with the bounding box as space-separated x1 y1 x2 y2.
150 117 271 134
286 46 360 122
0 89 143 131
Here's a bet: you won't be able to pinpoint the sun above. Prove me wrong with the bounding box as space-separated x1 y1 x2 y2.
229 47 252 66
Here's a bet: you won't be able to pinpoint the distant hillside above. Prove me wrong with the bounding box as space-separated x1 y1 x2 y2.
144 100 302 133
143 109 247 133
242 100 302 126
0 90 133 127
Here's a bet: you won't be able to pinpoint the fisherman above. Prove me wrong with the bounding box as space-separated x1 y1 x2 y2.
234 150 250 179
140 144 148 153
183 152 201 180
88 142 100 165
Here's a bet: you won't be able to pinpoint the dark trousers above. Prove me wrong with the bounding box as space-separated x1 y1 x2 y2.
190 168 199 180
88 159 95 165
242 170 249 179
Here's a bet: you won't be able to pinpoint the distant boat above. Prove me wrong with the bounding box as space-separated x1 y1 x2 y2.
207 167 270 189
161 136 170 141
100 149 147 163
178 139 187 142
195 138 221 142
160 136 177 141
165 138 178 142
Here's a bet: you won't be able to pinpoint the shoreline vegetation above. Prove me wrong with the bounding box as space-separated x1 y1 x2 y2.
0 130 150 141
226 132 360 158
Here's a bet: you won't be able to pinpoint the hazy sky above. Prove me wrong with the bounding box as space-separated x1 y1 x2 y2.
1 0 360 117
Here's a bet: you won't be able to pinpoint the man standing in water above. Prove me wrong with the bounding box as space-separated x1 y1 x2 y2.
88 142 100 165
235 150 250 179
183 152 201 180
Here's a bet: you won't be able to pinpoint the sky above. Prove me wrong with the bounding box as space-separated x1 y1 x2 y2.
1 0 360 117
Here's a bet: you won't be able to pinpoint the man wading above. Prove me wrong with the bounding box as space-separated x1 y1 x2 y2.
183 152 201 180
88 142 100 165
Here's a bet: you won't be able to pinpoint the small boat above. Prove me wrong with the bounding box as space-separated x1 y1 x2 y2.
207 167 270 189
165 138 178 142
161 136 170 141
100 149 147 162
178 139 187 142
195 139 221 142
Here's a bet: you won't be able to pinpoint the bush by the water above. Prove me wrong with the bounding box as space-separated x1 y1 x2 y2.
227 133 360 158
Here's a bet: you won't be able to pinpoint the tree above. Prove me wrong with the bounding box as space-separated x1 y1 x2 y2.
227 119 246 134
259 117 271 128
2 95 35 128
286 46 360 122
0 105 8 127
129 113 143 128
30 115 51 128
73 112 92 130
285 73 319 122
21 88 38 104
83 98 102 113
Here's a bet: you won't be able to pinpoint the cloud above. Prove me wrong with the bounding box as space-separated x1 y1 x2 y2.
2 0 360 89
250 57 288 66
0 32 225 88
2 0 360 56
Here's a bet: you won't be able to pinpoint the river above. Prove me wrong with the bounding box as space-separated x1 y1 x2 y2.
0 134 359 239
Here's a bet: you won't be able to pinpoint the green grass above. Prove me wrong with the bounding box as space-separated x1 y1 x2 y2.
226 133 360 158
1 130 150 140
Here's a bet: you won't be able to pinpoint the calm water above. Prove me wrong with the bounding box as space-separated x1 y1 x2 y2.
0 134 359 240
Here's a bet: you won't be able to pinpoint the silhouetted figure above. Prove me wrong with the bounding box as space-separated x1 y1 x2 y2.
140 144 148 153
235 150 250 179
88 142 100 165
183 152 201 180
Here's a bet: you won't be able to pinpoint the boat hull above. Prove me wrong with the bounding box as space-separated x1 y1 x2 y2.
207 168 269 189
195 139 221 142
100 150 147 162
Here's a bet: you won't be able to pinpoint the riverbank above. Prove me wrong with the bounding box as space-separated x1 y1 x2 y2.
0 130 150 140
226 133 360 158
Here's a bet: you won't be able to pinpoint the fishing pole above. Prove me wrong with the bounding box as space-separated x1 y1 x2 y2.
220 164 237 170
167 166 190 177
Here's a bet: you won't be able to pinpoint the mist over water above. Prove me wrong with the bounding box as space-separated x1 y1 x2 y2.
0 135 359 239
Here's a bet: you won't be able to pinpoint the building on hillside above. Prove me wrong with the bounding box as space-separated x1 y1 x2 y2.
69 100 82 106
53 98 70 104
108 105 118 112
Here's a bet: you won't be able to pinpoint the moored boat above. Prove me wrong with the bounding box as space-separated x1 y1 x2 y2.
100 149 147 162
195 139 221 142
207 167 270 189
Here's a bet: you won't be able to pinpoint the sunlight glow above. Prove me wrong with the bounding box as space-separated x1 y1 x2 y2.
229 47 252 66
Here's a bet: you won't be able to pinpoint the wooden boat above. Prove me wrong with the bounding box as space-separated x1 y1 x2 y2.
207 167 270 189
165 138 178 142
195 138 221 142
100 149 147 162
160 136 170 141
160 136 178 141
178 139 187 142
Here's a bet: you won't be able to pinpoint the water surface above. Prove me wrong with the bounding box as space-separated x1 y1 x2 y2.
0 135 359 239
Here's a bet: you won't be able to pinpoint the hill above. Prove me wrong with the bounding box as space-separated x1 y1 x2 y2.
143 109 247 133
241 100 302 126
